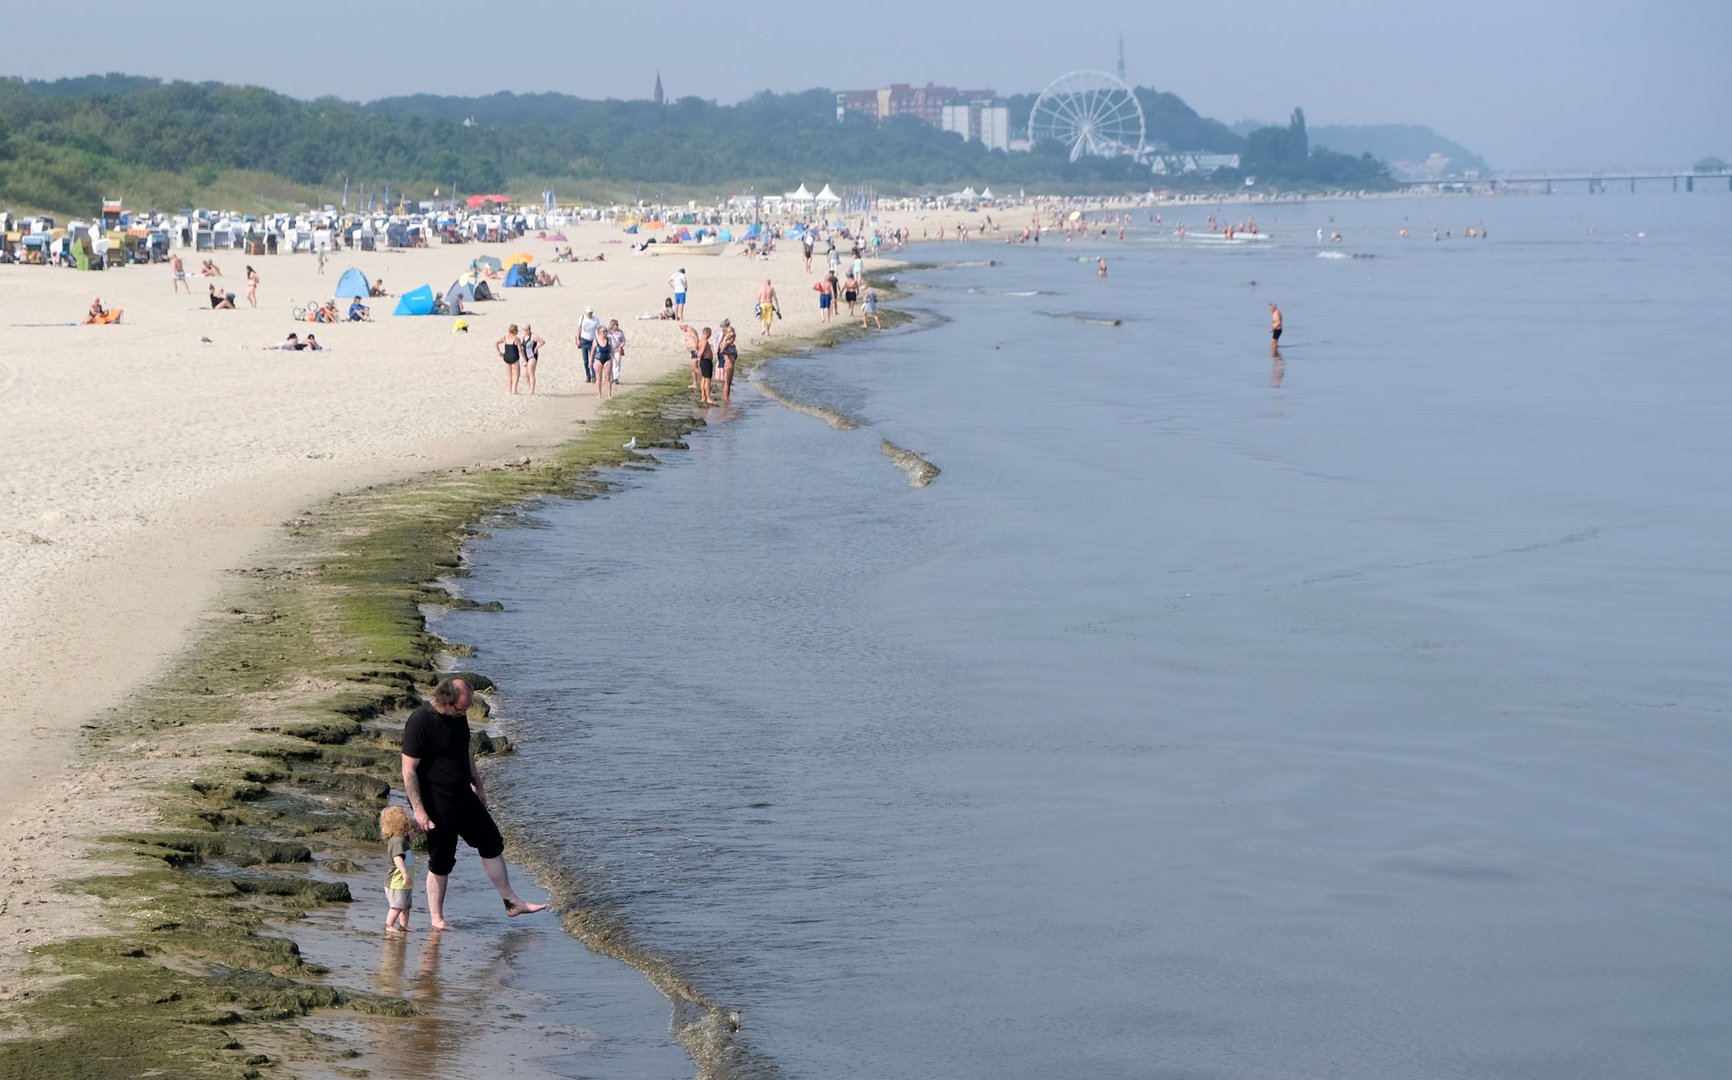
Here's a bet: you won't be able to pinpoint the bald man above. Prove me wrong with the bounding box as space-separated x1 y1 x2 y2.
401 678 546 928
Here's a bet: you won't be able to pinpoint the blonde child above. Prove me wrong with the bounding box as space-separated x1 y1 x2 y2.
380 805 418 932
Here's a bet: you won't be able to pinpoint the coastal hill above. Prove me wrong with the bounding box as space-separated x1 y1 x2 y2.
1232 119 1490 177
3 74 1404 216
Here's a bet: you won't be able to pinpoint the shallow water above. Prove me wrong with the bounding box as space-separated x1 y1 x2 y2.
442 193 1732 1079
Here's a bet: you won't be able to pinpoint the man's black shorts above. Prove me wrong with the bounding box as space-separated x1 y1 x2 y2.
1272 327 1283 341
425 793 504 875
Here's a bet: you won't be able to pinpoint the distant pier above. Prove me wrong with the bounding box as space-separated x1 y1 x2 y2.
1400 167 1732 194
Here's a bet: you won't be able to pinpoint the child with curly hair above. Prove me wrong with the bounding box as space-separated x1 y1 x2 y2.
380 805 419 932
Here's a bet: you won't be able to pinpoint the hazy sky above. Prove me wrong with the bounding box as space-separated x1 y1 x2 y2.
18 0 1729 168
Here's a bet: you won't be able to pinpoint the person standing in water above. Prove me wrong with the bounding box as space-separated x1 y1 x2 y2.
1098 257 1108 280
401 678 547 929
695 327 716 406
717 318 738 404
1269 303 1283 357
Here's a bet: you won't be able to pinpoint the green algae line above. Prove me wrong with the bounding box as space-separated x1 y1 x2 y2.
880 439 942 488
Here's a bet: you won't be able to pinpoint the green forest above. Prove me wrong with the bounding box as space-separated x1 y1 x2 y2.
0 75 1391 217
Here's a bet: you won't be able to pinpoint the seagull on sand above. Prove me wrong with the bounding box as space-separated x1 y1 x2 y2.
622 437 636 450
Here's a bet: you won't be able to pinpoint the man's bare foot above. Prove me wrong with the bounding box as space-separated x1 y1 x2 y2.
503 898 548 917
429 918 451 931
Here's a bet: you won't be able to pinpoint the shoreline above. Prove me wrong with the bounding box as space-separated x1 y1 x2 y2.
0 226 916 1076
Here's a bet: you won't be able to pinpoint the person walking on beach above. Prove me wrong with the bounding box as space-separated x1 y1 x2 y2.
669 268 688 320
520 324 544 395
718 318 738 405
1269 303 1283 356
170 253 189 294
757 279 779 336
815 276 833 322
496 324 524 395
606 319 626 386
860 286 881 330
802 233 814 272
577 306 601 383
245 266 260 308
401 678 548 930
592 320 615 399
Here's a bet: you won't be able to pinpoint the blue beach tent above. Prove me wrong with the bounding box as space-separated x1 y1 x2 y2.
392 285 436 316
334 268 370 298
503 263 533 287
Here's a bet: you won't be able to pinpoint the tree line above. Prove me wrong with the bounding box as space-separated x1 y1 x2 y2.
0 76 1388 217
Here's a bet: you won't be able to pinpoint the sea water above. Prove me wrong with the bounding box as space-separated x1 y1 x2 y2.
437 193 1732 1080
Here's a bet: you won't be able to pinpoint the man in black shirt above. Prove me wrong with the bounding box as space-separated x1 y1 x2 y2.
401 678 546 929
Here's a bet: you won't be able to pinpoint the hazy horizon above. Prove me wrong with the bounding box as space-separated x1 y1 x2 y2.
15 0 1728 170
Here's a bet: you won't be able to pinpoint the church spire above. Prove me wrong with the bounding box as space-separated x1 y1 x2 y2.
654 70 664 106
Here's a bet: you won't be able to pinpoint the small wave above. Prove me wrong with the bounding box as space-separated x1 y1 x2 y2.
1316 250 1350 260
1034 310 1122 327
754 376 862 431
880 439 941 488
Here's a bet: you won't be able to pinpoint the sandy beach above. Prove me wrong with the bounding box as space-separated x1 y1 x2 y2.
0 216 902 1049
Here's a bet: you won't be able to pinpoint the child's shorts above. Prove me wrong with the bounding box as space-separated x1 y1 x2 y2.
386 887 413 910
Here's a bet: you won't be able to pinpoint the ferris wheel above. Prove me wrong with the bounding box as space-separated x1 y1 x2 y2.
1027 70 1146 162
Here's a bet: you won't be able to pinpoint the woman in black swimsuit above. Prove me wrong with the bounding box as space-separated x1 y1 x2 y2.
520 324 544 395
495 324 523 395
592 320 614 400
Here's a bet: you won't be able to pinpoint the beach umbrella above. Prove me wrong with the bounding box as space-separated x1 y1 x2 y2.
507 252 534 266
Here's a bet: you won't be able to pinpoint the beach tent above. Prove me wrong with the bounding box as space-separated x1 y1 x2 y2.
503 263 533 287
392 285 436 316
473 255 503 271
742 223 761 240
785 183 814 202
334 268 370 298
980 186 995 200
675 227 692 241
624 223 639 234
815 184 842 204
717 229 733 242
442 280 475 313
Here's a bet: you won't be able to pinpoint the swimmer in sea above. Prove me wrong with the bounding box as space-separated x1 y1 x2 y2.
1098 257 1107 280
1269 303 1283 357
